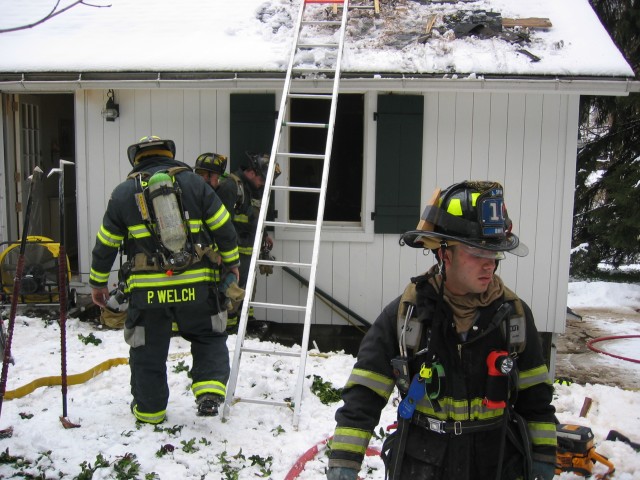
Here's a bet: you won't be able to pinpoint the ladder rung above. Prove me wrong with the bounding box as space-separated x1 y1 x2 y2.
301 20 342 26
250 301 306 312
288 93 332 100
264 220 316 229
283 121 328 128
298 43 339 49
231 397 292 408
293 67 336 74
276 152 325 160
270 185 321 193
257 259 312 269
241 346 302 357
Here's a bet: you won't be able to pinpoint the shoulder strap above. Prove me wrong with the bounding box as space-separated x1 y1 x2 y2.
397 279 423 356
228 173 245 213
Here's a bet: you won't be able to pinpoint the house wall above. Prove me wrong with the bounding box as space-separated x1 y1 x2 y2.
75 88 579 335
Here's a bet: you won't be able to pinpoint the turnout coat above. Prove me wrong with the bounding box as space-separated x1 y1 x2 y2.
329 274 557 479
89 156 240 302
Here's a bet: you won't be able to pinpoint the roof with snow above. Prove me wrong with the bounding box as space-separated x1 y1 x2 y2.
0 0 634 80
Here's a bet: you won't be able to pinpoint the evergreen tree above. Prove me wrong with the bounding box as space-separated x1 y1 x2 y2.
572 0 640 277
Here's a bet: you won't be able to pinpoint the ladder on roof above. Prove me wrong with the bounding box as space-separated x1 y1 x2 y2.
222 0 378 428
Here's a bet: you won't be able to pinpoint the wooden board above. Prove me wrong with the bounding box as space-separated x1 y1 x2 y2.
502 17 552 28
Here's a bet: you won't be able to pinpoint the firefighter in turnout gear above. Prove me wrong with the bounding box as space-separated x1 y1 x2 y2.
194 152 246 321
327 181 557 480
90 136 240 423
215 152 281 330
195 152 227 190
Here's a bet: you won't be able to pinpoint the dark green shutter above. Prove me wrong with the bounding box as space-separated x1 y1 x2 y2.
230 94 276 171
374 95 423 233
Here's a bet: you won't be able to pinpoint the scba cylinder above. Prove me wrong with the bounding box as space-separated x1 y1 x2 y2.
148 172 187 253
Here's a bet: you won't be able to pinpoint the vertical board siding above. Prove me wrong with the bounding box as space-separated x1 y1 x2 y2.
76 88 575 334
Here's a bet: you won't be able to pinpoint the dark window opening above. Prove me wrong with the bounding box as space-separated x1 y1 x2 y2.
289 94 364 222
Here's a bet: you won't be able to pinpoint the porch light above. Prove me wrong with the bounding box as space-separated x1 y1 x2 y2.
102 89 119 122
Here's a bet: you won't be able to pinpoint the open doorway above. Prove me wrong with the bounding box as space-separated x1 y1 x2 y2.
2 93 78 275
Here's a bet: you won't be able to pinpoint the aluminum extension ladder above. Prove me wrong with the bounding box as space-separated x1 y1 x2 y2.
222 0 378 428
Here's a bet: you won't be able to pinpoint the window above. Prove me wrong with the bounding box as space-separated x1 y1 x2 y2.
289 94 364 223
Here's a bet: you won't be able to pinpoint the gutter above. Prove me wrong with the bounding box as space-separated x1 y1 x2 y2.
0 71 638 96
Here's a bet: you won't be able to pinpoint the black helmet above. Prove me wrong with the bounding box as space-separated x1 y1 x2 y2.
195 152 228 175
400 181 528 257
127 136 176 166
245 152 281 180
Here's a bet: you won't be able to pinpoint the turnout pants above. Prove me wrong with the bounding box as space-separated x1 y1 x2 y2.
125 288 229 422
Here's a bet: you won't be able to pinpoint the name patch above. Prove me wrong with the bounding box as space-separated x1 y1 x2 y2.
147 287 196 304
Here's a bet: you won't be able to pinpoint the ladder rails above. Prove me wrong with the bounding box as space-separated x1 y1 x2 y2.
222 0 376 428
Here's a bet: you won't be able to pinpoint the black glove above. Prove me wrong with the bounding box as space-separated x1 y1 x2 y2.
532 460 556 480
326 466 358 480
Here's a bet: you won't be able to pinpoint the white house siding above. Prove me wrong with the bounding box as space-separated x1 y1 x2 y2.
76 88 578 335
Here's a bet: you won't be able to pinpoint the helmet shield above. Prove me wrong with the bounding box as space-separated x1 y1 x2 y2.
127 136 176 166
195 152 228 175
401 181 528 257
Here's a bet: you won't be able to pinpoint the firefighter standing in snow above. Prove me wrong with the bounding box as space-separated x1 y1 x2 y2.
215 152 280 329
327 181 557 480
90 136 240 423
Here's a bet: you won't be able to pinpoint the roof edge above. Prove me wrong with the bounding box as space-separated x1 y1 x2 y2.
0 71 638 95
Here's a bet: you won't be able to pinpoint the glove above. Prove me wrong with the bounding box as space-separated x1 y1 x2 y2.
532 460 556 480
326 466 358 480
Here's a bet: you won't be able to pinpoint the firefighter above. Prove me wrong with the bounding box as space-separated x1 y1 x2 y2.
89 136 240 423
327 181 557 480
194 152 228 190
215 152 280 330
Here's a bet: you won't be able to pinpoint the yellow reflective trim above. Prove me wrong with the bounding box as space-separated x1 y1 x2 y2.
528 422 557 447
415 396 503 421
192 380 226 398
188 219 202 233
132 405 166 424
89 268 110 283
126 268 215 289
447 198 463 216
220 248 240 263
206 206 230 231
238 246 253 255
330 427 371 455
97 225 123 248
471 192 480 207
234 214 249 224
345 368 395 400
128 224 151 239
518 364 551 390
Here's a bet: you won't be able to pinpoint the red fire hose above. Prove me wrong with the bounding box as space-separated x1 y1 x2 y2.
285 436 381 480
586 335 640 364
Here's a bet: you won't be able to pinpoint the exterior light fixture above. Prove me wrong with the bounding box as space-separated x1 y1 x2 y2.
102 89 119 122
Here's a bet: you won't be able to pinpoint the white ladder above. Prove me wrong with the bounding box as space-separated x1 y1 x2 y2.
222 0 378 428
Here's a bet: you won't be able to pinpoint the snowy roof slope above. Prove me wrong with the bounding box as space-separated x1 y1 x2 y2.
0 0 634 78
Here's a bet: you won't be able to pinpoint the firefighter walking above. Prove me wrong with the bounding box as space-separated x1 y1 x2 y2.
90 136 240 423
216 152 280 330
327 181 557 480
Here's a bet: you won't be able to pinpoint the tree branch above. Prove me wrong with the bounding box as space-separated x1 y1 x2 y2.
0 1 111 34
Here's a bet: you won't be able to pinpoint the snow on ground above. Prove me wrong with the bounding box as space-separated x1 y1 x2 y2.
0 280 638 479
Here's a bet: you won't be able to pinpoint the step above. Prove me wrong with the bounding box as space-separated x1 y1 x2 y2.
276 152 325 160
249 301 307 312
264 220 316 230
298 42 339 49
283 121 328 128
256 259 312 269
241 346 302 358
288 93 333 100
270 185 321 193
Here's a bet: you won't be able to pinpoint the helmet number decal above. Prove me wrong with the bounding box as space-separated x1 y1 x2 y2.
480 198 505 238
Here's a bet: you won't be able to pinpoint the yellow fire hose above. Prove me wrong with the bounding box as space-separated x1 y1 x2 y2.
3 357 129 400
4 351 193 401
